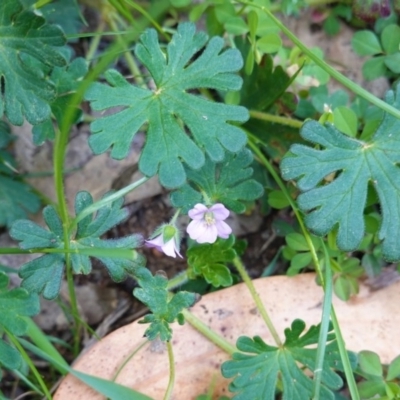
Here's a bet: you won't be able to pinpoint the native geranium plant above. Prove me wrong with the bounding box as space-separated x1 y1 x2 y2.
1 1 400 399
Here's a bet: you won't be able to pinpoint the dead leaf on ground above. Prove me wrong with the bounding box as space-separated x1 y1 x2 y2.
54 273 400 400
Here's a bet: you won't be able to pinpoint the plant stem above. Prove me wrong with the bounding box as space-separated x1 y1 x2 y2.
247 135 322 281
167 271 189 290
164 341 175 400
85 20 105 62
6 330 52 400
71 176 149 228
232 256 282 346
182 309 237 355
249 110 303 129
236 0 400 120
108 15 145 85
313 241 333 400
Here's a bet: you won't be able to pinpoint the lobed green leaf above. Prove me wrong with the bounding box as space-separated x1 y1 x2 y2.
281 84 400 261
85 22 248 189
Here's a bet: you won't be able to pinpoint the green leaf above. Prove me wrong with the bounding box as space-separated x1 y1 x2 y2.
0 176 41 228
222 319 354 399
286 233 309 251
362 56 387 81
268 190 290 209
10 191 144 299
280 84 400 261
133 267 195 341
387 355 400 381
287 252 312 275
384 53 400 73
85 22 248 189
381 25 400 54
0 1 66 125
359 351 383 377
170 148 263 214
357 380 386 398
256 33 282 54
33 55 88 144
0 272 40 370
333 106 358 137
187 235 236 287
352 30 382 56
170 0 191 7
224 16 249 35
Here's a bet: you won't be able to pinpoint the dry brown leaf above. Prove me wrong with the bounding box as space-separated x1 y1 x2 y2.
54 273 400 400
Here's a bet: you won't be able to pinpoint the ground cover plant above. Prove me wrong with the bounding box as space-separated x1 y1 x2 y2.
0 0 400 399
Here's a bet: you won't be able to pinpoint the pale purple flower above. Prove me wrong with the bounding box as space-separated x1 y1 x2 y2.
187 203 232 244
145 225 182 258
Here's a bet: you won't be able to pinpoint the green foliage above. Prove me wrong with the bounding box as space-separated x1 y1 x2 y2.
170 148 263 214
281 84 400 261
187 235 236 287
85 22 248 189
10 191 144 299
0 272 40 373
0 122 40 227
0 0 66 125
222 319 355 399
32 54 88 144
357 350 400 399
352 25 400 80
133 267 196 341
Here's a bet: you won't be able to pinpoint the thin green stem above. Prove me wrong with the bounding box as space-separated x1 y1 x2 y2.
71 176 149 229
232 256 282 346
167 271 189 290
85 20 106 62
122 0 170 40
313 241 333 400
182 309 236 355
0 248 31 255
247 134 322 281
6 330 52 400
164 341 175 400
112 339 148 381
249 110 303 129
108 16 145 85
236 0 400 120
331 309 360 400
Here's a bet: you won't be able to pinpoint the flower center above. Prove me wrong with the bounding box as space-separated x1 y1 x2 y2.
204 211 215 225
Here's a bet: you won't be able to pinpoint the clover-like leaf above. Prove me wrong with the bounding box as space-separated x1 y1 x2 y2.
187 236 236 287
281 84 400 261
0 272 40 371
32 56 88 144
10 191 144 299
133 267 196 341
85 22 249 189
171 148 263 213
222 319 356 400
0 0 66 125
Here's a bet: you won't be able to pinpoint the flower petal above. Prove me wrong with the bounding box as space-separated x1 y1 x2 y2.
188 203 208 220
197 224 218 244
215 220 232 238
209 203 230 220
187 220 205 240
145 235 164 251
162 238 178 258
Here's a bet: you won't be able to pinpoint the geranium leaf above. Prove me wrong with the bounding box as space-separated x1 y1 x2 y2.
0 272 40 371
133 267 196 341
0 0 66 125
221 319 356 399
170 148 263 213
85 22 248 189
10 191 144 299
281 84 400 261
